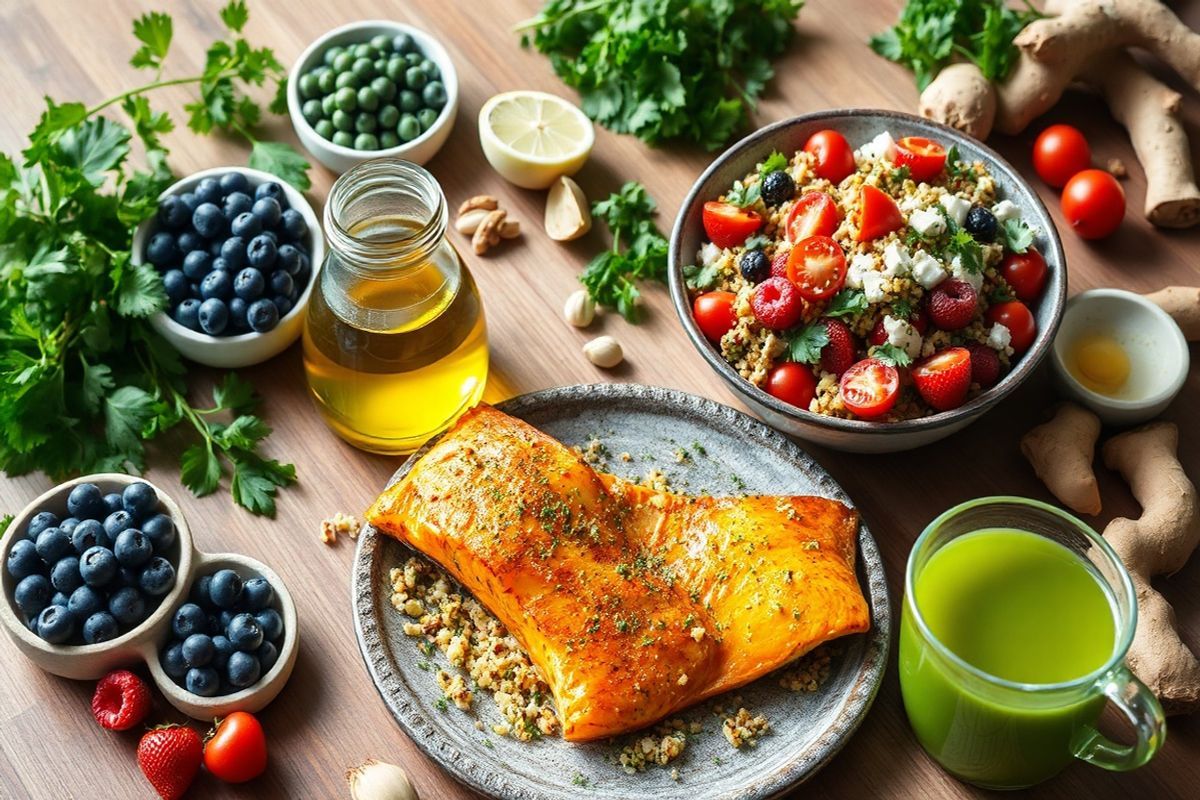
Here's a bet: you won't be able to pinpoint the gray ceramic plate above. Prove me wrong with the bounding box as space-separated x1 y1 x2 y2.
353 384 890 799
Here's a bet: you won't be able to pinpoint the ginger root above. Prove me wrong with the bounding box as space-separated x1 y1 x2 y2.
1145 286 1200 341
918 63 996 142
1021 403 1102 516
1103 422 1200 715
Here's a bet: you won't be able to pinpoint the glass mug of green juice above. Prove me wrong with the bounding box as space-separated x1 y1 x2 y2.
900 497 1166 789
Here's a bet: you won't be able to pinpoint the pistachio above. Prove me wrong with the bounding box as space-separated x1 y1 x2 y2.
563 289 595 328
583 335 623 368
544 176 592 241
455 208 489 235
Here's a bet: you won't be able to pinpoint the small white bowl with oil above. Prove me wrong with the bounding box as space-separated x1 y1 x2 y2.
1052 288 1189 425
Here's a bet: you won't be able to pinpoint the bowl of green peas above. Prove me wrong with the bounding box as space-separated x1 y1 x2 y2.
287 20 459 173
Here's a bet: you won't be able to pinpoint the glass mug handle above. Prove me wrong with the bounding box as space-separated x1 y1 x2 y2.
1072 665 1167 771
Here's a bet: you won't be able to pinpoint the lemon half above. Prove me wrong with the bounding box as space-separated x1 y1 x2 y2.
479 91 594 190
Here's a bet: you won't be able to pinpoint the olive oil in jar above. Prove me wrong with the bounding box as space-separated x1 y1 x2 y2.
302 162 488 454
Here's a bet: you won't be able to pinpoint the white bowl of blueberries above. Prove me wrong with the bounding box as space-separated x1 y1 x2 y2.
134 167 325 369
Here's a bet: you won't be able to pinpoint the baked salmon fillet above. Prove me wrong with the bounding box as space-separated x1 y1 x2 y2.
366 405 869 741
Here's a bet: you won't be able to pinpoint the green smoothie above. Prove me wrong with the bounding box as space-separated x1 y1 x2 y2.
900 528 1118 788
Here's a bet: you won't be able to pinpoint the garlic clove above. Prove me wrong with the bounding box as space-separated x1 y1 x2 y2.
347 759 419 800
583 335 623 368
545 176 592 242
455 208 489 235
563 289 596 328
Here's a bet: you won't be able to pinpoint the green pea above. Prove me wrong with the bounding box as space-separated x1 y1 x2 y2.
404 52 422 67
352 43 372 59
298 73 319 100
335 87 359 112
317 70 337 94
332 110 354 132
398 90 420 113
377 104 400 129
352 57 375 81
332 130 354 147
332 51 354 72
393 33 415 54
355 133 380 151
371 76 397 103
323 45 344 67
417 108 439 132
355 113 378 134
404 66 428 91
370 34 392 52
335 71 359 90
379 131 401 149
422 81 447 110
321 94 338 116
419 59 439 80
315 120 335 140
357 86 380 113
386 57 406 84
301 98 324 125
398 113 421 142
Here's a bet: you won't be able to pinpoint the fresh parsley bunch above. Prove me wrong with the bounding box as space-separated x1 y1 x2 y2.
581 182 669 322
0 2 301 515
518 0 804 150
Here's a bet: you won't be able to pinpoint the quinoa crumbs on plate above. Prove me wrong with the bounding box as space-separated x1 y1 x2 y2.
721 708 770 749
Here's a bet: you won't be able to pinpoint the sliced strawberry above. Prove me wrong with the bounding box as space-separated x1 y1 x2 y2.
927 279 978 330
786 191 840 242
703 201 762 249
965 342 1001 388
770 248 791 278
751 277 804 330
912 347 973 411
856 185 904 241
819 318 858 376
92 669 151 731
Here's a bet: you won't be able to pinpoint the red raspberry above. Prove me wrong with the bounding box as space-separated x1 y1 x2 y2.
92 669 151 731
820 318 858 375
751 276 804 330
927 279 978 331
964 342 1001 389
770 248 791 278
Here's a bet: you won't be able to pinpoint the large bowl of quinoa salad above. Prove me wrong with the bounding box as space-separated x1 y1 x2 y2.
669 109 1066 453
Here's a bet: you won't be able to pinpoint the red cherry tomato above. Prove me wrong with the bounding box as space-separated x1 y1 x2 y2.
702 201 763 249
893 137 947 182
986 301 1037 352
1061 169 1125 239
766 362 818 410
785 191 840 242
204 711 267 784
839 358 901 419
1000 248 1048 302
1033 124 1091 188
693 291 738 343
856 185 903 241
786 235 847 301
803 130 856 184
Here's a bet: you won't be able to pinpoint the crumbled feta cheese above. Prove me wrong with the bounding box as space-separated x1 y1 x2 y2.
846 253 874 289
857 131 897 162
900 195 923 212
939 194 971 227
698 242 721 266
949 255 983 293
862 271 888 303
987 322 1012 351
911 249 947 289
883 315 923 359
882 242 911 277
992 199 1020 224
909 207 947 237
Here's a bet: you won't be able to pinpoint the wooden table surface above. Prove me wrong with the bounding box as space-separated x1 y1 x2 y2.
2 1 1198 798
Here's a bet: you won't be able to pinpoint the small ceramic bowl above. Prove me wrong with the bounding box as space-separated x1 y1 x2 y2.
134 166 325 369
1051 288 1189 425
287 20 459 173
0 474 298 720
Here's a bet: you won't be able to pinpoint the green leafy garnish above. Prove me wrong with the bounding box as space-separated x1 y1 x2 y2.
786 323 830 364
948 228 983 274
759 150 789 177
581 182 669 322
1001 217 1036 253
0 515 12 539
725 180 761 208
517 0 805 150
890 298 914 319
683 261 721 291
743 234 772 251
873 343 913 368
823 290 868 319
945 144 971 179
870 0 1041 90
888 164 911 184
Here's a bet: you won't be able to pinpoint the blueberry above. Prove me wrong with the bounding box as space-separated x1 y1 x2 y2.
271 296 293 318
209 238 225 257
185 666 220 697
79 546 118 588
228 297 250 332
238 577 274 612
174 299 202 331
35 527 73 564
194 178 222 205
36 604 75 644
146 232 179 268
50 555 83 594
211 634 235 670
247 299 280 333
255 607 284 642
227 612 264 652
209 569 244 609
179 192 201 213
269 270 294 298
71 519 107 554
246 235 278 271
257 640 279 673
157 195 191 230
173 603 208 638
59 518 79 538
108 586 145 627
279 209 307 242
141 514 175 552
189 575 213 608
219 236 248 269
231 211 262 240
223 191 254 221
113 529 153 568
198 298 230 336
276 243 302 275
739 250 770 284
134 557 173 597
68 584 104 619
965 206 998 242
162 641 188 680
7 540 41 580
103 510 134 540
163 269 189 306
200 268 233 300
760 170 796 206
226 650 261 689
206 612 225 636
182 633 215 667
251 197 282 229
254 182 286 208
219 172 250 196
122 482 157 520
102 493 124 515
192 202 225 238
83 611 119 644
234 268 265 301
50 591 70 608
26 511 59 540
182 249 212 280
14 574 51 617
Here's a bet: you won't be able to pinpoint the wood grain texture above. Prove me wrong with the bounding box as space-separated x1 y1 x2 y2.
0 1 1197 798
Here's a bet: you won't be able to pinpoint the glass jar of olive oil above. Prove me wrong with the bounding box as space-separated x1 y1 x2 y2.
303 160 487 454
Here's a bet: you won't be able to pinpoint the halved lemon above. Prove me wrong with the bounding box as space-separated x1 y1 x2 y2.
479 91 594 190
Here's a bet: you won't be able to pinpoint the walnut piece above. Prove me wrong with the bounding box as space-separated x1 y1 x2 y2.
458 195 498 215
472 209 508 255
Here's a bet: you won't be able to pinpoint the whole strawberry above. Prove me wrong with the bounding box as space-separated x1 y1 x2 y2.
819 318 858 376
964 342 1001 389
91 669 151 731
138 725 202 800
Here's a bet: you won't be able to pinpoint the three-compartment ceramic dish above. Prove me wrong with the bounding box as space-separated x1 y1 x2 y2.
0 474 298 719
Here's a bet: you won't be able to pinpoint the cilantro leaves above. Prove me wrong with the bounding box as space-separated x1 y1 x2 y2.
1001 218 1036 253
873 343 913 368
787 323 830 365
581 182 669 322
725 180 761 208
519 0 805 150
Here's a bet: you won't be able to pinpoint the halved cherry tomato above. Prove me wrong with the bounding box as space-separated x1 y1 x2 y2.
804 130 856 183
1061 169 1124 240
786 235 847 301
702 201 762 249
693 291 738 343
1033 124 1091 188
986 301 1037 352
1000 248 1048 302
894 137 947 182
785 191 840 242
839 358 901 419
855 185 903 242
766 362 817 410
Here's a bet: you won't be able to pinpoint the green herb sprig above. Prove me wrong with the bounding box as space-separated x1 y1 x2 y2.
581 182 669 322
